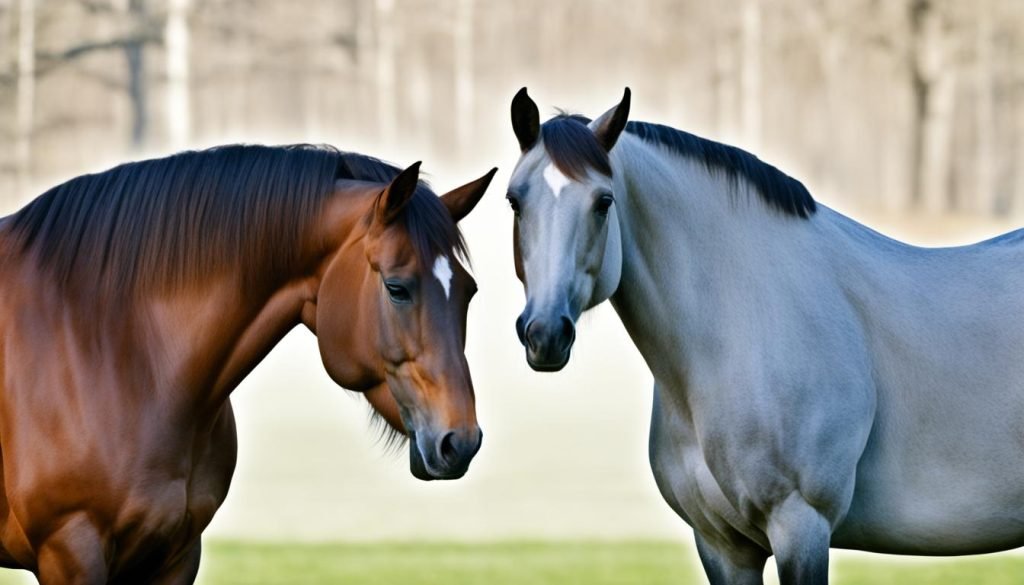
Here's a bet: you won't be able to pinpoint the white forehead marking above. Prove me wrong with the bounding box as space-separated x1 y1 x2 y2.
543 163 571 199
432 255 453 300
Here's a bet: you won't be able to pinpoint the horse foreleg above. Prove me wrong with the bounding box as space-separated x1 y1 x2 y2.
36 512 108 585
694 532 766 585
767 494 831 585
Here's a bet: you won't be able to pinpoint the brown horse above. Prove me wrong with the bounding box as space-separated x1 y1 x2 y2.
0 145 495 584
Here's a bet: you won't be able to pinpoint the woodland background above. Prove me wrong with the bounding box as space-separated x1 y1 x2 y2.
0 1 1023 583
1 0 1023 217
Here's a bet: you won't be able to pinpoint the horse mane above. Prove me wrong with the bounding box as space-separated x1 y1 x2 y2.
539 114 815 219
7 144 464 297
625 121 816 218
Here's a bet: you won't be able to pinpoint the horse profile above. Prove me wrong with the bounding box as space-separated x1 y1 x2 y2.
0 145 495 583
506 87 1024 584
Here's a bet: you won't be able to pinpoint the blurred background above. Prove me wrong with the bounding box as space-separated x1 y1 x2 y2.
1 0 1024 583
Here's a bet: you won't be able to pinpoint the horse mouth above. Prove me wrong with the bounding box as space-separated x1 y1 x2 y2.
526 351 571 372
525 338 573 372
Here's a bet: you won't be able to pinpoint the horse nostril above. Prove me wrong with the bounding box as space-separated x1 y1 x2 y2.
439 431 459 466
524 321 541 353
560 316 575 342
516 314 528 345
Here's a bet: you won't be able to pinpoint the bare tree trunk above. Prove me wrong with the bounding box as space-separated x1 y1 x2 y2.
1015 85 1024 216
15 0 35 199
812 2 848 202
908 0 953 211
453 0 474 158
227 0 250 138
0 0 13 76
123 0 148 150
920 68 957 213
352 0 375 137
375 0 396 147
712 28 737 140
740 0 761 151
165 0 191 150
974 0 995 215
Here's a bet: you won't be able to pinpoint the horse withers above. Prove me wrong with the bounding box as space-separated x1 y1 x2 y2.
506 88 1024 584
0 145 495 583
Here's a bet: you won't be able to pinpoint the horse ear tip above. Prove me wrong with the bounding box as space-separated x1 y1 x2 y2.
403 161 422 176
513 87 532 106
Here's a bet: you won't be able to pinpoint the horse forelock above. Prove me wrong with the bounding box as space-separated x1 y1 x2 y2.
539 114 612 182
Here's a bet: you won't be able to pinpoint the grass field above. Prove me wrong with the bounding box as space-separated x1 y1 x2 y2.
1 541 1021 584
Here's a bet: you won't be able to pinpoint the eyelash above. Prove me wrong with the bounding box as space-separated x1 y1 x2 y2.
594 193 614 217
384 281 412 304
506 195 521 216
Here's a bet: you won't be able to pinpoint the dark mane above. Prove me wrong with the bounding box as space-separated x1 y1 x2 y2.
7 144 463 296
540 114 611 181
625 121 816 218
539 114 815 219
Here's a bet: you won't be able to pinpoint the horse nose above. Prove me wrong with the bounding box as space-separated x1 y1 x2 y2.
523 316 575 371
438 427 482 470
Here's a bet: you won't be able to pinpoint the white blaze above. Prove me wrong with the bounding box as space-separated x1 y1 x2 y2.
543 163 571 198
432 255 453 300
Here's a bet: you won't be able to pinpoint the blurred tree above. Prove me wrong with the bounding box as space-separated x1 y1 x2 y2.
165 0 190 150
15 0 34 192
123 0 149 149
0 0 1023 219
907 0 958 213
453 0 473 157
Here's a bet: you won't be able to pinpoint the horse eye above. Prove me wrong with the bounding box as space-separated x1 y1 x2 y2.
384 281 412 304
594 193 614 217
506 195 521 216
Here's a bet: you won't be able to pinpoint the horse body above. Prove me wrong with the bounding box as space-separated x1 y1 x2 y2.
0 257 262 580
620 150 1024 559
508 88 1024 583
0 146 494 583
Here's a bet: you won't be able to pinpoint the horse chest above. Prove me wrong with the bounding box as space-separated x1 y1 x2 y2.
0 397 236 575
648 384 771 550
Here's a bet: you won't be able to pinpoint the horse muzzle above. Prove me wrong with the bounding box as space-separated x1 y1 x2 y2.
517 312 576 372
408 427 483 481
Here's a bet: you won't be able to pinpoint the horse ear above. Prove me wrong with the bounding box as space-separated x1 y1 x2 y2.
589 87 631 152
511 87 540 152
441 167 498 223
376 161 421 225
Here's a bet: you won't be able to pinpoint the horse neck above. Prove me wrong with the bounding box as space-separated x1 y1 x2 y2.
143 187 378 412
608 137 827 386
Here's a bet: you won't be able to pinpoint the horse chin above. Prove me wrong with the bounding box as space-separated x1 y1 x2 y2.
526 349 572 372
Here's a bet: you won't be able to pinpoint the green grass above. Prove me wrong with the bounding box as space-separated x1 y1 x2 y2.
199 541 691 585
1 541 1023 584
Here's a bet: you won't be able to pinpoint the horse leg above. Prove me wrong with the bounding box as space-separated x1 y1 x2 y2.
766 494 831 585
36 513 108 585
694 532 766 585
150 540 201 585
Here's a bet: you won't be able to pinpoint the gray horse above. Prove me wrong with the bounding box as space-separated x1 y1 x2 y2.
506 87 1024 584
